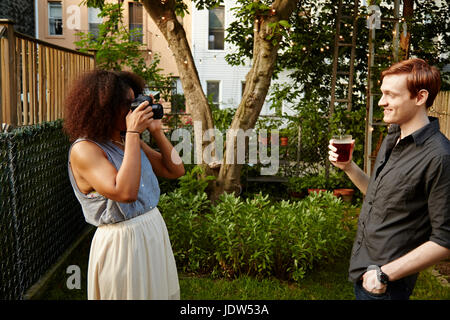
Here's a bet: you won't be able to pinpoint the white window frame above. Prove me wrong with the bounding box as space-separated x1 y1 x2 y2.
207 5 225 51
129 1 144 43
48 1 63 36
206 80 221 107
88 7 102 40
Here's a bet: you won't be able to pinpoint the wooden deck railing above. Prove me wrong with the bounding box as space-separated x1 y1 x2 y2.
429 91 450 139
0 19 95 127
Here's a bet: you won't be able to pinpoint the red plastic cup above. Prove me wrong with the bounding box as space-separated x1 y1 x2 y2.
332 135 352 162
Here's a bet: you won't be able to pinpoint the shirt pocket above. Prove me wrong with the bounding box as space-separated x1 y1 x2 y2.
373 171 416 223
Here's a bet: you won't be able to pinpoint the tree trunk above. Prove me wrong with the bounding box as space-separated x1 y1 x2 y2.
142 0 298 201
210 0 299 201
141 0 216 172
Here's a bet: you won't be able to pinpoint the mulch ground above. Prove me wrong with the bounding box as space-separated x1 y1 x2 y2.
434 258 450 284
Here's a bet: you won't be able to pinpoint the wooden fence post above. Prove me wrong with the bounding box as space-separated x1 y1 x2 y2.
0 19 18 126
429 91 450 139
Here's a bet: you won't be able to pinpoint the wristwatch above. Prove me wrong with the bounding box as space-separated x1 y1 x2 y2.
367 265 389 285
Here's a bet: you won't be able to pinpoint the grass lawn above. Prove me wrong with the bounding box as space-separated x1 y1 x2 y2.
30 228 450 300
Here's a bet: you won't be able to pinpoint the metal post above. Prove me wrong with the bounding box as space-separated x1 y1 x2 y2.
392 0 400 62
296 120 301 163
347 0 359 112
329 0 343 117
364 26 375 175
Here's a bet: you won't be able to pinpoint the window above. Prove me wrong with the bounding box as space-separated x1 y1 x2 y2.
207 81 220 106
208 6 224 50
88 7 102 40
171 78 186 113
172 77 183 95
129 2 143 43
48 2 63 35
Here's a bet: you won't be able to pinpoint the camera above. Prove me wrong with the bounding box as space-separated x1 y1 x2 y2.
130 94 164 120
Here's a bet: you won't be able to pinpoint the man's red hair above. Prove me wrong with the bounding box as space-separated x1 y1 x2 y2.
381 58 441 108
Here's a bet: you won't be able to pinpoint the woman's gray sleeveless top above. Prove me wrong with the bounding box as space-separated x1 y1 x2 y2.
68 138 160 226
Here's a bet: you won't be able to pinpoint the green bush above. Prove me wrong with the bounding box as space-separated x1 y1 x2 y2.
206 192 353 281
158 166 214 273
171 93 186 113
210 103 236 133
206 193 275 278
159 168 355 282
286 169 355 193
159 190 212 273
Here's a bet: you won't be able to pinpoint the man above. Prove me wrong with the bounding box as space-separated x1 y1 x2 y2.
328 58 450 300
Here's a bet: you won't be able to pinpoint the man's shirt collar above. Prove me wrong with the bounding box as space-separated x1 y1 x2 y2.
387 116 440 146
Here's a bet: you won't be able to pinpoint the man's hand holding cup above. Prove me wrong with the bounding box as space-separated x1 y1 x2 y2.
328 134 355 171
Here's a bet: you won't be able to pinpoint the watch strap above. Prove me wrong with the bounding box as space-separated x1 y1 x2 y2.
367 265 389 285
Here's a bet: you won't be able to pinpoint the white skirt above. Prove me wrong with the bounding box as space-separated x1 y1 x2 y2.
87 207 180 300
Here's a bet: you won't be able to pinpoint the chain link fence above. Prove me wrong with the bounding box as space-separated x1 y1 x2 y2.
0 120 86 299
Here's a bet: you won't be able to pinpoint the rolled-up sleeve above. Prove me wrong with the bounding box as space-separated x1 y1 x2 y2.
428 155 450 249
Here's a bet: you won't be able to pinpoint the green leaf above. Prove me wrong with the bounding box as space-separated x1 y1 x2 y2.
278 20 291 29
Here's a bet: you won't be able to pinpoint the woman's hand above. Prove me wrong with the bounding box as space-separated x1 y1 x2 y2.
147 118 162 134
126 100 153 133
147 94 163 134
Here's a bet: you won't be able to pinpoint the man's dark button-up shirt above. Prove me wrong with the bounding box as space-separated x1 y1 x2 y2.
349 117 450 285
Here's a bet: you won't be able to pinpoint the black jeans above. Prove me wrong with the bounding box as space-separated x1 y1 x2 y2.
354 279 415 300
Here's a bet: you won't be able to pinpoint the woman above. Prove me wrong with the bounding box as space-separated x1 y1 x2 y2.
63 70 185 300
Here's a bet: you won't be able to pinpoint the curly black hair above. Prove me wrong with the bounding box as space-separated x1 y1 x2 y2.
63 69 146 142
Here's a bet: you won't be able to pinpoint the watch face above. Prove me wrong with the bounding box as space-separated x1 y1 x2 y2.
380 272 389 284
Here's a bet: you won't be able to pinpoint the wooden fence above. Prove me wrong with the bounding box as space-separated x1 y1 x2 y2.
429 91 450 139
0 19 95 127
